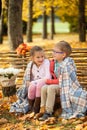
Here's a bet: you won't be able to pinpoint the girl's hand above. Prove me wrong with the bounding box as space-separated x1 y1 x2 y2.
29 81 37 86
26 81 30 87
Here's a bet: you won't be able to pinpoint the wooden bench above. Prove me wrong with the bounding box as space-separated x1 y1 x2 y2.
0 48 87 90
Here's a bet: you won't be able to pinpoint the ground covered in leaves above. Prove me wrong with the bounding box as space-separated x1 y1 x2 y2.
0 93 87 130
1 34 87 52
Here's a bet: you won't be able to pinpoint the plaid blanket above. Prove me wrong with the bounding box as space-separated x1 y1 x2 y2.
10 85 30 114
10 62 33 114
59 57 87 119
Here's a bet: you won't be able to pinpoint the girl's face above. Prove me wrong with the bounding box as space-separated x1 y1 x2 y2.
32 51 45 67
52 47 66 62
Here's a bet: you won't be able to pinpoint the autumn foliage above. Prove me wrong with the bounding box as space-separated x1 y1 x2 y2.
0 93 87 130
16 43 32 56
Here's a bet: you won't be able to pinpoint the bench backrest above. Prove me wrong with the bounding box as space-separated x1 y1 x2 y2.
0 48 87 90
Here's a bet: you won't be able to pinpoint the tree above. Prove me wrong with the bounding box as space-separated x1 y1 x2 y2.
8 0 23 50
42 9 47 39
50 6 55 39
78 0 86 42
0 0 1 15
0 0 3 43
41 0 57 39
26 0 33 42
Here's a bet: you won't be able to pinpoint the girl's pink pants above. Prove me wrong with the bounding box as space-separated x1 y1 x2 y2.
28 80 45 99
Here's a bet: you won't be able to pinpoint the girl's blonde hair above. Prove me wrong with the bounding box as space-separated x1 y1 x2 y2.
55 41 72 57
30 46 43 56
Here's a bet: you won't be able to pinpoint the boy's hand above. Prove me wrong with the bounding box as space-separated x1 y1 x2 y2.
46 79 59 84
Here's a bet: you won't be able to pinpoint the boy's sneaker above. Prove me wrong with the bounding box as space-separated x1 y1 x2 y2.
39 112 52 121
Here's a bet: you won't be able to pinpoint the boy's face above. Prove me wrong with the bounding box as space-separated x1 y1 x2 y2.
32 51 45 67
52 47 66 62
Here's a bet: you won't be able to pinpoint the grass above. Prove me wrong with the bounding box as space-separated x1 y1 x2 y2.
33 21 70 33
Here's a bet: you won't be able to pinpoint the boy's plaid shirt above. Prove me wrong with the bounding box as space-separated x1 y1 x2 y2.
59 57 87 119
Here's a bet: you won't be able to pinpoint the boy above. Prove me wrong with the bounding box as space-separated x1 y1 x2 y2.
39 41 87 120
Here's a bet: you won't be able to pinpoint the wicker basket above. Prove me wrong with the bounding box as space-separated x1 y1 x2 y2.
2 85 16 97
0 76 17 97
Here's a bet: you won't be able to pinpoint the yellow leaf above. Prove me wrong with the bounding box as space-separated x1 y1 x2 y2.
83 126 87 130
62 119 68 124
0 91 3 98
35 119 40 126
75 124 83 130
39 124 48 130
0 118 8 125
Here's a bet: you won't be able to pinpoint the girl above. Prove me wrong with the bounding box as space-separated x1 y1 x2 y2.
39 41 87 120
23 46 51 114
10 46 51 115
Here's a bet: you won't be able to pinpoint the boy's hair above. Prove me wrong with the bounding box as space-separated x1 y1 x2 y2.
30 46 43 56
55 41 72 57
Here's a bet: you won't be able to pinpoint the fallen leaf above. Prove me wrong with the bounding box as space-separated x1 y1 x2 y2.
34 112 43 120
83 126 87 130
35 119 40 126
72 120 82 125
19 112 35 121
83 121 87 127
0 118 8 125
19 113 30 121
68 118 77 124
29 112 35 118
80 116 87 122
39 124 48 130
75 124 83 130
0 91 3 98
49 128 61 130
61 119 68 124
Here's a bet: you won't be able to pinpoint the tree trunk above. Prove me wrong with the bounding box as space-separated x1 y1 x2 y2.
27 0 33 42
50 6 55 40
8 0 23 50
0 0 3 44
0 0 1 16
78 0 86 42
42 10 47 39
